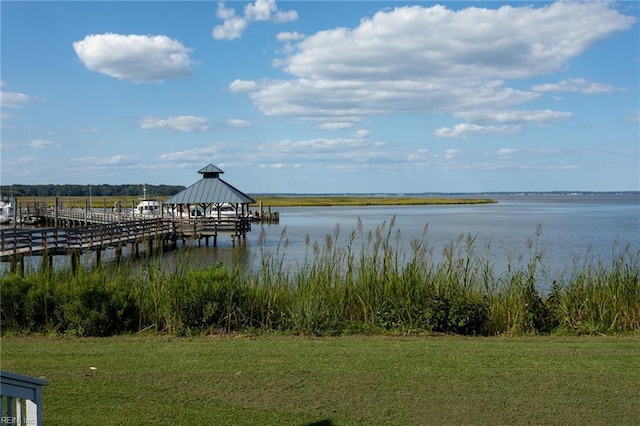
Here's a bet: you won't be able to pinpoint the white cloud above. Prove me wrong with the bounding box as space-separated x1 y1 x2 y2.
497 148 518 156
234 2 634 128
263 138 370 153
249 137 393 170
30 140 59 149
532 78 622 94
244 0 278 21
434 123 522 139
277 31 305 42
139 115 209 132
316 122 354 130
226 118 252 128
407 148 430 162
0 84 40 109
273 10 298 24
70 155 138 167
212 16 247 40
624 113 640 123
213 0 298 40
283 3 634 81
453 109 573 125
444 149 464 159
229 79 258 92
73 33 195 83
0 142 18 151
353 129 370 138
0 91 31 108
74 128 100 134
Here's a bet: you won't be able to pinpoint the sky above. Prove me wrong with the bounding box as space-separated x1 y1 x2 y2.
1 0 639 194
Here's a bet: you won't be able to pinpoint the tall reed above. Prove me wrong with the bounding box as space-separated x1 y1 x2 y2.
1 220 638 336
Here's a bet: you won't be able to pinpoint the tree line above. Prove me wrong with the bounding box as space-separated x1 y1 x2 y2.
1 184 185 198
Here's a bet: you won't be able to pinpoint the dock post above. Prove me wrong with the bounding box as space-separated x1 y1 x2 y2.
95 247 102 266
40 251 53 274
115 244 123 264
54 197 59 228
9 255 24 276
70 250 80 274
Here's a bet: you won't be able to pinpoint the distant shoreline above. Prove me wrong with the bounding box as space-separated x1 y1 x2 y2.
250 195 497 207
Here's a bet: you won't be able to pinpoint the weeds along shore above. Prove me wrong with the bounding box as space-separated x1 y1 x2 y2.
1 218 638 337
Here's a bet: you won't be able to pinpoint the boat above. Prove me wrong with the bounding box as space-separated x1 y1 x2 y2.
204 203 240 219
136 199 161 216
135 185 161 216
0 198 15 224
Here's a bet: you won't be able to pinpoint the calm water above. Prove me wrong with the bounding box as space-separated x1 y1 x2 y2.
174 193 640 282
3 194 639 285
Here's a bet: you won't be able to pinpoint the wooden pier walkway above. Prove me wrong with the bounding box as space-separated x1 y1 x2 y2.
1 213 252 273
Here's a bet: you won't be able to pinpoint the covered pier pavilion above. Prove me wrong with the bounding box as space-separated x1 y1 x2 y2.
163 164 256 246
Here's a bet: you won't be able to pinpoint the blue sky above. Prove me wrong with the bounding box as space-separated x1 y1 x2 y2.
1 1 638 193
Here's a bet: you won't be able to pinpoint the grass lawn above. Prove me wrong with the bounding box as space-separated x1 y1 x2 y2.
2 335 639 425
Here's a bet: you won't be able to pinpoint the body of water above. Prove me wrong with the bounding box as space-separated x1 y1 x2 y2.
177 193 640 283
2 193 639 286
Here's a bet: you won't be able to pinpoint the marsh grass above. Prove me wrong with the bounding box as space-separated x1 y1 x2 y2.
251 195 497 207
1 218 638 336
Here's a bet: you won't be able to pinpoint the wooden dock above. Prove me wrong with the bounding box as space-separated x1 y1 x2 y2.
1 213 253 273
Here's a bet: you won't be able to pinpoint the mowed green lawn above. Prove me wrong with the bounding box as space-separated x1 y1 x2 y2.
2 335 639 425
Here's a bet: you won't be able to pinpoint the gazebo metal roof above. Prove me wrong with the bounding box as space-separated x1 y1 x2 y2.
163 164 255 205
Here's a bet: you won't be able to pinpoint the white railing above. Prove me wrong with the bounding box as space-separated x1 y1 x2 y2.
1 371 48 426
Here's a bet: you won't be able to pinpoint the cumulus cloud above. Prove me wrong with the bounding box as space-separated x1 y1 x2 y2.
453 109 573 125
226 118 252 128
497 148 518 156
353 129 370 138
0 90 31 108
212 0 298 40
70 155 139 167
444 149 464 159
30 140 58 149
0 83 40 109
139 115 209 132
232 2 634 129
407 148 430 162
316 122 354 130
277 31 305 42
251 137 392 170
434 123 522 139
283 3 634 81
532 78 622 94
229 79 258 92
73 33 195 83
156 146 219 163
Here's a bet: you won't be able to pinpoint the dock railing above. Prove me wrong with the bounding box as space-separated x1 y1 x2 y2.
1 370 48 426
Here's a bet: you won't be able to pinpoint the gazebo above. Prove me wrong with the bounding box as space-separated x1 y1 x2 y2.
163 164 255 219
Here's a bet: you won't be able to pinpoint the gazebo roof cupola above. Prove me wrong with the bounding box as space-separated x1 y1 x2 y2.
163 163 255 205
198 164 225 179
